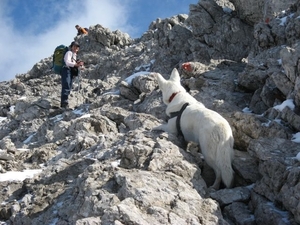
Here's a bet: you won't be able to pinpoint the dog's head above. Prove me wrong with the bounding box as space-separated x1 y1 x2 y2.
152 68 186 105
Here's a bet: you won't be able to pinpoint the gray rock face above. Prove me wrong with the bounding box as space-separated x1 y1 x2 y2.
186 0 253 62
0 0 300 224
229 0 297 25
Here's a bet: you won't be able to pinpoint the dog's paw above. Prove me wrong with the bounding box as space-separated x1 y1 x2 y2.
152 125 162 131
152 124 167 132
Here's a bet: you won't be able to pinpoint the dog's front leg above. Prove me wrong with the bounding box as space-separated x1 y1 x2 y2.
152 118 177 135
152 123 169 132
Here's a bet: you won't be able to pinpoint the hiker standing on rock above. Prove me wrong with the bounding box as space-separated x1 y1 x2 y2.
60 41 84 108
75 25 88 35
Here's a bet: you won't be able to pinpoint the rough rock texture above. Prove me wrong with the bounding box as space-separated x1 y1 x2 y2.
229 0 297 25
1 0 300 224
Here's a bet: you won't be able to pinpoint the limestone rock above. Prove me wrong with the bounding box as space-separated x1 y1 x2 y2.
0 1 300 224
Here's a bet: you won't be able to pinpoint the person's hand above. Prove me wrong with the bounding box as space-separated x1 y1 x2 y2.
76 61 84 67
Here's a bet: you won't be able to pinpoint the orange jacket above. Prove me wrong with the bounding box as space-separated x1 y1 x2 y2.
77 27 88 35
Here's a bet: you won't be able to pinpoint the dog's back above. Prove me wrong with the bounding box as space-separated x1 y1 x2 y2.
179 102 234 188
153 68 234 189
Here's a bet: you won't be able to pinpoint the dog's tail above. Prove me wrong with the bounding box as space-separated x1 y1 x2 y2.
218 138 234 188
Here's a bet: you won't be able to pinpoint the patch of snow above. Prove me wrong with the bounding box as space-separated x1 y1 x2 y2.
273 99 295 111
125 71 150 84
103 90 120 96
79 114 91 119
291 132 300 143
266 202 290 223
279 13 294 26
23 133 36 144
261 120 271 127
9 105 15 113
277 59 282 65
16 148 30 151
111 160 121 168
279 17 287 26
274 119 282 125
242 107 252 113
135 63 151 72
0 169 42 182
18 96 27 100
73 108 86 116
296 152 300 161
50 114 64 123
246 184 255 190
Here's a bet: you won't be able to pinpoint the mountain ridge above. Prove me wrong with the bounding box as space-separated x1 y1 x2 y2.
1 0 300 224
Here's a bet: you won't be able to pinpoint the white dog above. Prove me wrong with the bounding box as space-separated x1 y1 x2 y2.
153 68 234 189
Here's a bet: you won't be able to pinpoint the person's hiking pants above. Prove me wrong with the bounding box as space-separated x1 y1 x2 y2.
61 67 73 106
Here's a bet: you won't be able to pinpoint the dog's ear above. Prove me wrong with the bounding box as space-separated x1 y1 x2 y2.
169 68 181 83
154 73 166 90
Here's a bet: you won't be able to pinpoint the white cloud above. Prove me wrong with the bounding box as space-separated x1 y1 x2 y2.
0 0 198 82
0 0 134 82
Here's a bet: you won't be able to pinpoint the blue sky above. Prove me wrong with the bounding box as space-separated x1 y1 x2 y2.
0 0 198 82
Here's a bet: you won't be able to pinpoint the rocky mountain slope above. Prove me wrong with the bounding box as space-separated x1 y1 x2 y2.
0 0 300 224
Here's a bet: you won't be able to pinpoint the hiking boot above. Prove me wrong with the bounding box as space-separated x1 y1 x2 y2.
60 103 75 111
60 103 69 109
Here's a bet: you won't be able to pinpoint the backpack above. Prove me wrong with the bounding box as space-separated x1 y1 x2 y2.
53 45 69 74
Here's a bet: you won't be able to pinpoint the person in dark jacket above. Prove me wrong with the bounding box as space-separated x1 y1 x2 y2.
60 41 84 108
